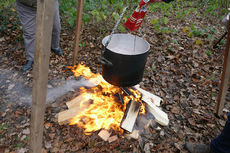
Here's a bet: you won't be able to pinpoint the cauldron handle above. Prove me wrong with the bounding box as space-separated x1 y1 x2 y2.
98 55 113 67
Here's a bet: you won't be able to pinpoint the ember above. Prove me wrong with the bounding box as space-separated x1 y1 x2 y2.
67 64 145 135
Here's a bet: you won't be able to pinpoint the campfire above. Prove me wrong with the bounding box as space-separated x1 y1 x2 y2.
58 64 169 140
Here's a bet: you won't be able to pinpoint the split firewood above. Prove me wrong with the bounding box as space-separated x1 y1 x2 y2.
58 107 81 125
98 129 111 141
58 99 91 125
108 135 118 143
66 94 91 109
121 100 141 132
134 85 162 107
125 129 139 140
134 85 169 126
145 102 169 126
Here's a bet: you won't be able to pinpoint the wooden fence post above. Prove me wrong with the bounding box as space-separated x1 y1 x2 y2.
30 0 55 152
73 0 84 65
216 20 230 116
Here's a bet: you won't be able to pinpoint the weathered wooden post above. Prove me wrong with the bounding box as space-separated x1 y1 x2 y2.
216 19 230 116
30 0 55 152
73 0 84 65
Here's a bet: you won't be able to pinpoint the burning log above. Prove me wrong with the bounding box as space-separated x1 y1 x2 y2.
116 93 124 105
66 95 85 109
120 100 141 132
121 87 134 96
57 64 170 136
66 94 91 109
58 96 92 125
58 107 82 125
134 85 162 107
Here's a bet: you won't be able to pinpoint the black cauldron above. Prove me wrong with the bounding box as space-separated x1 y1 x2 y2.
100 34 150 87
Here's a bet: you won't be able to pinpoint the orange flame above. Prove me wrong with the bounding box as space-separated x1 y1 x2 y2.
68 64 145 135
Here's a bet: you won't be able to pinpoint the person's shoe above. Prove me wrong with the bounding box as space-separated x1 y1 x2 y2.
22 60 33 72
185 142 213 153
51 47 63 56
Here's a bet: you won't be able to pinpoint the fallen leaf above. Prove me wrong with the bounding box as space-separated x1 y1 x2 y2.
171 107 180 114
166 55 176 60
183 26 189 33
45 141 52 149
49 133 55 139
108 135 118 143
188 118 196 126
42 148 47 153
44 122 52 129
22 128 30 135
8 84 15 90
17 148 28 153
195 39 203 45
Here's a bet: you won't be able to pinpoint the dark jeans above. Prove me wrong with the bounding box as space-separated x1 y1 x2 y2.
211 113 230 153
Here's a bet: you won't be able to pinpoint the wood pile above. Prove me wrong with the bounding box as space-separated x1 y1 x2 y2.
57 84 169 141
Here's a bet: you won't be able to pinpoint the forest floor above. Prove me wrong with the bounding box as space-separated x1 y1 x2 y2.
1 2 230 153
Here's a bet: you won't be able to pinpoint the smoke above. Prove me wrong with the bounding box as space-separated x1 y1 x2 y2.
0 68 98 106
46 79 97 103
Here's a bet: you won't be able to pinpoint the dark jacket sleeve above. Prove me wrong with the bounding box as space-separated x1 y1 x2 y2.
162 0 174 3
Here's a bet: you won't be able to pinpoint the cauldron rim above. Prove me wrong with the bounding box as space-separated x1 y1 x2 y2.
102 33 150 56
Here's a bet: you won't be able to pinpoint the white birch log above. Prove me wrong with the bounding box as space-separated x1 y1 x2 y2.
134 85 162 107
145 102 169 126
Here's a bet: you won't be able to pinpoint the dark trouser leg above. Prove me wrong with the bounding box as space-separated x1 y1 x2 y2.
16 1 36 61
51 0 61 50
211 113 230 153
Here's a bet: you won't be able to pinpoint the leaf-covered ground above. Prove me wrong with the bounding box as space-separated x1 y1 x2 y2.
1 2 230 153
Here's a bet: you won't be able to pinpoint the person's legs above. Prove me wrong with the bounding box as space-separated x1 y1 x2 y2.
16 1 36 61
51 0 63 56
16 0 62 71
51 0 61 49
211 113 230 153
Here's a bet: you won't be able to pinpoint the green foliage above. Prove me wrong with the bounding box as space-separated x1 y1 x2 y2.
119 25 126 32
79 42 86 47
209 74 216 81
0 0 15 8
161 27 169 34
220 39 225 45
16 143 25 148
205 50 212 57
0 123 8 130
23 136 28 141
172 39 178 44
148 0 229 36
59 0 139 28
0 0 229 37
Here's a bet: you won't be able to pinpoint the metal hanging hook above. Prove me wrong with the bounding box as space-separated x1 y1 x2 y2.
98 6 128 66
